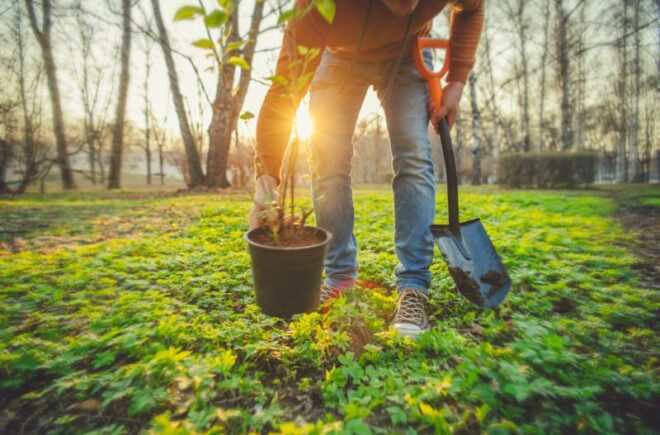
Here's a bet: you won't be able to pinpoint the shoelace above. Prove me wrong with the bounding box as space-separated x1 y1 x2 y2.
394 290 428 326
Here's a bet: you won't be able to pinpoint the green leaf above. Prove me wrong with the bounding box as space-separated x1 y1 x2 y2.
277 9 295 25
268 75 288 86
225 39 247 52
228 56 250 70
297 45 309 56
173 6 204 21
192 39 216 50
92 351 117 369
315 0 336 23
240 111 255 120
204 10 228 28
129 389 157 416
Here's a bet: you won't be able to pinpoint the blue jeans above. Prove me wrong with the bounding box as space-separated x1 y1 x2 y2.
309 50 436 295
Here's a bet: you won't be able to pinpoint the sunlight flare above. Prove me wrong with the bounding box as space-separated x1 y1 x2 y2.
295 104 314 140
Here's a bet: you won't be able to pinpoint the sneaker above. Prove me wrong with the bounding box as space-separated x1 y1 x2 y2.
319 284 342 306
392 289 430 339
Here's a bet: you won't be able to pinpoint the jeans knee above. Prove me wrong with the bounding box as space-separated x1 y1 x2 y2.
392 149 435 186
313 170 352 193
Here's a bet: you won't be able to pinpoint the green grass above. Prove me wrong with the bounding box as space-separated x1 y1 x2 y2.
1 187 658 434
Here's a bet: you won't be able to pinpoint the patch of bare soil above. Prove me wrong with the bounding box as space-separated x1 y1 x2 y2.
616 204 660 291
347 317 374 355
0 205 193 255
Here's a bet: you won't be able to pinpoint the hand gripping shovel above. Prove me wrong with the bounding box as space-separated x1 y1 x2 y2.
414 37 511 308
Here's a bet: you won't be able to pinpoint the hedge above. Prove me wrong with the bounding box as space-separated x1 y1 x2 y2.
498 152 597 188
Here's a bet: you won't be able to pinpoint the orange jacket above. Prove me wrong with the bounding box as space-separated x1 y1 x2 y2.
255 0 484 181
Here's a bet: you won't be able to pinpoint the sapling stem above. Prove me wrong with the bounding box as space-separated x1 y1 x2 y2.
289 136 299 226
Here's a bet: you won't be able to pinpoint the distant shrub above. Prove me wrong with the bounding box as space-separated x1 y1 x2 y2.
498 152 597 188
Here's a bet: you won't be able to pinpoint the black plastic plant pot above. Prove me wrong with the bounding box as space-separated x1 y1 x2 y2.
244 226 332 318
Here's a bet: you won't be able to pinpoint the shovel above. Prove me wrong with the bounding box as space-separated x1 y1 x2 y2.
414 37 511 308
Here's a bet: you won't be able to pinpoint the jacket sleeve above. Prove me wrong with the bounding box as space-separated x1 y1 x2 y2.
254 4 326 183
447 0 485 83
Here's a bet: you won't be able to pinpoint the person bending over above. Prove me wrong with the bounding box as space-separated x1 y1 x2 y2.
249 0 484 338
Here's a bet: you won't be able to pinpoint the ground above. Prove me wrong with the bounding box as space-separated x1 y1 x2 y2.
0 185 658 434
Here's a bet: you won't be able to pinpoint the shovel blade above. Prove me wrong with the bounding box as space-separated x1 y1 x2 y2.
431 219 511 308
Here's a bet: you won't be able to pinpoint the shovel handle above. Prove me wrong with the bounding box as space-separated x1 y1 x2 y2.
413 38 451 109
413 37 461 236
438 118 461 236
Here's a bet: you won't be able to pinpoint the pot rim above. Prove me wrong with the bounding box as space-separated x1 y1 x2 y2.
244 225 333 251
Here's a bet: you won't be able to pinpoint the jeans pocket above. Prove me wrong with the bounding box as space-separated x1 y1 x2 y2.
310 53 360 91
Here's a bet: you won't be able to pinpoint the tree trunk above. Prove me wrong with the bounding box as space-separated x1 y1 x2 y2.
555 0 573 151
469 71 482 186
24 0 76 189
151 0 205 187
481 17 511 152
78 15 95 185
0 139 11 194
107 0 132 189
617 0 629 183
154 113 167 186
159 143 165 185
629 0 642 182
206 0 265 188
515 0 530 152
87 138 96 184
207 66 235 188
642 94 654 182
17 8 37 194
574 2 587 152
144 41 152 186
98 148 105 183
537 0 551 153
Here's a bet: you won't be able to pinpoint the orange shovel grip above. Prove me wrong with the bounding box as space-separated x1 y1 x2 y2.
413 37 450 109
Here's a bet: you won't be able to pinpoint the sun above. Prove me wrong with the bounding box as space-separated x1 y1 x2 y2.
295 104 314 140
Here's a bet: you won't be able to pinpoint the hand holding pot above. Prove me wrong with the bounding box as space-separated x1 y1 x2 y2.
249 175 279 230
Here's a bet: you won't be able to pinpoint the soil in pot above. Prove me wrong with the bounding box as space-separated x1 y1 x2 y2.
249 226 326 247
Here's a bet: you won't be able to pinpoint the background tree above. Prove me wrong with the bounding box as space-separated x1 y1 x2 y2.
24 0 76 189
75 6 115 185
152 110 168 186
151 0 205 188
501 0 531 152
107 0 133 189
469 71 482 185
554 0 573 151
629 0 642 182
204 0 266 188
616 0 630 182
139 32 154 185
537 0 552 152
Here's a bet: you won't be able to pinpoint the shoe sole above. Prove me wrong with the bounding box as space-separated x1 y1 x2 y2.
392 322 430 339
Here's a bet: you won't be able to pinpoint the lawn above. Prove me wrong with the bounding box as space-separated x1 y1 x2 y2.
0 187 658 434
